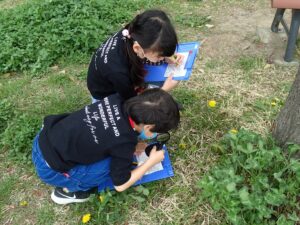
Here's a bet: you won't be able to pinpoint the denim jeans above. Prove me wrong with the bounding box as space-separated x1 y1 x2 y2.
32 133 111 192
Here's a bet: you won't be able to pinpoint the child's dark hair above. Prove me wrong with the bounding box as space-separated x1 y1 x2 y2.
124 9 178 88
124 88 180 133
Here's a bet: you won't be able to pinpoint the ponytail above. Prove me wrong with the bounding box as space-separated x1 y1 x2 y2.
124 24 146 88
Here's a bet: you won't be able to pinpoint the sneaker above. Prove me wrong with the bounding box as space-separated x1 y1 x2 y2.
51 187 91 205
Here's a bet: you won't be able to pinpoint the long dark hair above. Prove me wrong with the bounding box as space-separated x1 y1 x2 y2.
124 9 178 88
124 88 180 133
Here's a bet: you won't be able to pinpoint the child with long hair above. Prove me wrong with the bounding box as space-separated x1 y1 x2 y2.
87 9 182 102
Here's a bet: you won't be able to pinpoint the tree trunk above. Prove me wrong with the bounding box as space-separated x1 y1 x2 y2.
272 66 300 147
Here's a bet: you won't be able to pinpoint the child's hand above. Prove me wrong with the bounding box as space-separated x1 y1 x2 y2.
134 142 147 156
148 146 165 164
161 74 179 92
165 53 184 66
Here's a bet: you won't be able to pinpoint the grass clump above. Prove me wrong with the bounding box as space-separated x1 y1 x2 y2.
0 99 15 134
36 205 55 225
72 186 151 224
1 113 40 163
175 14 211 28
0 0 158 73
199 129 300 225
237 56 265 72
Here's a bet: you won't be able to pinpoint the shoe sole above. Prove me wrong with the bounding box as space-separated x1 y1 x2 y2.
51 191 90 205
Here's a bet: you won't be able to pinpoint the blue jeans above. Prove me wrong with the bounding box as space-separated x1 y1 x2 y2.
32 134 111 192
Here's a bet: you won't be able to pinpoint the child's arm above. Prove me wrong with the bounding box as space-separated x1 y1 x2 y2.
114 146 164 192
161 74 179 92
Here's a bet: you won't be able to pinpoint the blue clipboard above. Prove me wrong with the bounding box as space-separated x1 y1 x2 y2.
144 41 200 82
97 145 174 192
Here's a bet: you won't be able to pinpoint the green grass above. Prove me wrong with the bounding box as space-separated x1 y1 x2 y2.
36 205 56 225
236 56 265 72
199 130 300 224
0 0 167 73
0 176 18 221
0 0 299 224
205 59 224 70
175 14 211 29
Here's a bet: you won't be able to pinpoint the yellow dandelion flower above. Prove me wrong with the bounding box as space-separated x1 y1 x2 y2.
271 101 276 106
179 143 187 149
99 195 104 203
82 213 91 224
19 200 28 207
230 129 238 134
208 100 216 108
